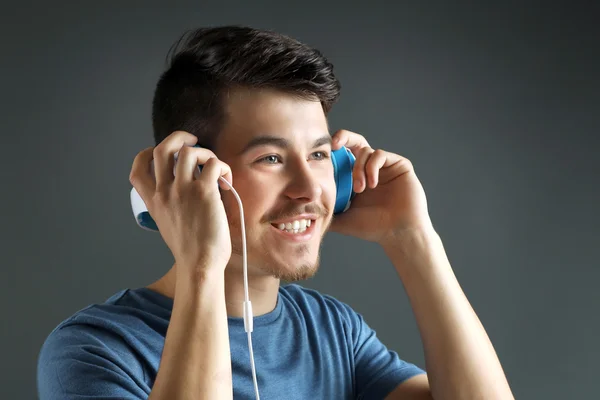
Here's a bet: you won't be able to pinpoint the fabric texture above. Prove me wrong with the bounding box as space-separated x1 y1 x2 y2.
37 283 425 399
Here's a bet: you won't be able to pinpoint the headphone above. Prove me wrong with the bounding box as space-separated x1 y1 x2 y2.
130 146 356 231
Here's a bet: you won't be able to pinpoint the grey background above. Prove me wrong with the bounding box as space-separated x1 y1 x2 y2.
2 1 598 399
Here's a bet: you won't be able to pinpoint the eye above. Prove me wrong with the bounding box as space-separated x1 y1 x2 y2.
311 151 330 160
258 154 281 164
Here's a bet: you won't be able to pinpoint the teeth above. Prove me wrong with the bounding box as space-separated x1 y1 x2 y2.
274 219 313 234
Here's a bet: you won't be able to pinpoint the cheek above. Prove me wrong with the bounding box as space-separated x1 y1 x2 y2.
327 186 337 213
321 172 337 211
222 178 269 221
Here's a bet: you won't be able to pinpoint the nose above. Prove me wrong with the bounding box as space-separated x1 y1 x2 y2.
283 159 323 203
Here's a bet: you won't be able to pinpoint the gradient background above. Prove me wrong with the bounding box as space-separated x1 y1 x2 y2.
2 1 599 399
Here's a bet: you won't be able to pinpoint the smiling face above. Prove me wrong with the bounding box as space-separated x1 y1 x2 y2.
213 87 336 281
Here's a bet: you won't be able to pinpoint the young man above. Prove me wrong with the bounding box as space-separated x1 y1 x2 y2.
37 26 514 399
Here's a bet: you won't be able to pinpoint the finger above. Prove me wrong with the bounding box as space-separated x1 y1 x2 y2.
129 147 156 201
386 156 415 180
364 149 388 188
197 157 233 192
174 145 217 185
332 129 370 152
153 131 198 190
352 147 375 193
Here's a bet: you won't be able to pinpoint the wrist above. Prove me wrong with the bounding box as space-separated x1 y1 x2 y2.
175 264 226 298
176 254 227 279
380 226 448 276
380 225 440 254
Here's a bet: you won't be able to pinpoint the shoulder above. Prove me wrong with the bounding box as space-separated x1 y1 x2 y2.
41 294 130 350
40 289 152 345
36 289 156 399
37 289 157 385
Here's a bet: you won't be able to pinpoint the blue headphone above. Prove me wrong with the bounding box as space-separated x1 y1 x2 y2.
130 146 356 231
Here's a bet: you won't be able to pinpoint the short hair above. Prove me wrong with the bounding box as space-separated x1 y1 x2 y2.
151 25 341 150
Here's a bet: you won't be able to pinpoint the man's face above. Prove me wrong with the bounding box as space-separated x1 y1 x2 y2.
214 88 336 281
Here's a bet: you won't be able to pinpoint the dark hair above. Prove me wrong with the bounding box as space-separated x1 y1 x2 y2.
151 25 341 150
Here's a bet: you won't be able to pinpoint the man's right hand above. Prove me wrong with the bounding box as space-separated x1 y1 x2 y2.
132 132 235 399
129 130 234 275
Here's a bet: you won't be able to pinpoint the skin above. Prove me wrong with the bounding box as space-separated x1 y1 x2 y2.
145 88 337 317
130 87 515 399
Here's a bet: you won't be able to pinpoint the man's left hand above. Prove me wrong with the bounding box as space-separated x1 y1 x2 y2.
329 129 433 245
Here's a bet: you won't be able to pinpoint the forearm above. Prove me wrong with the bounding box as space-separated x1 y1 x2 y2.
382 228 513 400
149 268 232 400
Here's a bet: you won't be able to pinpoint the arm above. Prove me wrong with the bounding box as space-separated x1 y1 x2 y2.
327 129 513 399
37 267 232 400
149 268 232 400
129 132 236 399
382 227 514 400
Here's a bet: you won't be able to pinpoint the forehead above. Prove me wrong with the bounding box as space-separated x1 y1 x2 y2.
215 87 330 155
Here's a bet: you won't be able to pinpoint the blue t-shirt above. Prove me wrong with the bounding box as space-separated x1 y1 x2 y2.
37 283 425 399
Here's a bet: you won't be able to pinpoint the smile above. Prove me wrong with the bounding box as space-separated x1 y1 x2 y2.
270 218 316 241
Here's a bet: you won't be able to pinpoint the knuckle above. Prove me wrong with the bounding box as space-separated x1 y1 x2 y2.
186 145 215 162
172 130 197 146
358 147 371 157
131 152 140 165
180 144 193 154
154 190 170 205
171 130 192 138
200 148 216 159
131 148 146 165
152 145 162 158
170 189 183 202
202 156 216 169
220 161 231 173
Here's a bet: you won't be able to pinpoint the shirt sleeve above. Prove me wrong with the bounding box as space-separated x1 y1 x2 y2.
37 323 148 400
339 301 426 399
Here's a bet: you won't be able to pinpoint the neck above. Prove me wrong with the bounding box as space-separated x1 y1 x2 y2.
146 259 280 318
223 264 280 317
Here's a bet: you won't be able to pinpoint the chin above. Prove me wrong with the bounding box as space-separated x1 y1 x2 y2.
248 248 322 282
268 258 320 282
229 217 328 282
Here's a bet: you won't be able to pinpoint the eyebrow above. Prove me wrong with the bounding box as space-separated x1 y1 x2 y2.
238 134 332 155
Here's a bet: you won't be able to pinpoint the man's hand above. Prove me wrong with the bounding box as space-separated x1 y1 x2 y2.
130 131 235 400
129 130 234 274
329 129 433 246
330 130 514 399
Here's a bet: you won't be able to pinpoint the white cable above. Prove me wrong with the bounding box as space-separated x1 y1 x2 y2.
218 176 260 400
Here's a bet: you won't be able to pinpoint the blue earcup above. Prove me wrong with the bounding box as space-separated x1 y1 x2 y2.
131 146 355 231
331 146 356 214
131 148 203 232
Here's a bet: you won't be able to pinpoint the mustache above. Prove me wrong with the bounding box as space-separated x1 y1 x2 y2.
262 203 329 222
